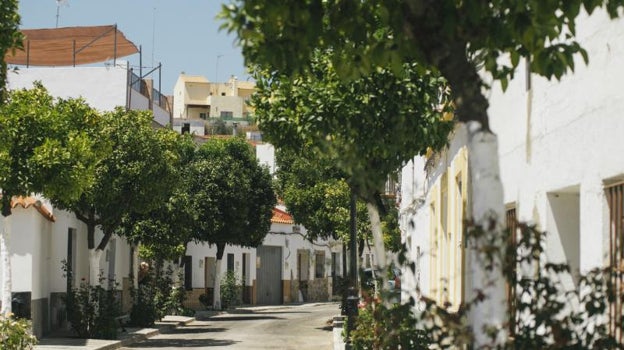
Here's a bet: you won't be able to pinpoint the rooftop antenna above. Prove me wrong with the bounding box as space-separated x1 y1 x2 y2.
151 6 156 68
55 0 69 28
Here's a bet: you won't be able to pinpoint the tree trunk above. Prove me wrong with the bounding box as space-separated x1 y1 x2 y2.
213 243 226 310
0 214 12 315
88 249 103 286
465 121 508 346
432 40 507 347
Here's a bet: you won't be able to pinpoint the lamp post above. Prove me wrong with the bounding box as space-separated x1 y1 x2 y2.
344 189 359 347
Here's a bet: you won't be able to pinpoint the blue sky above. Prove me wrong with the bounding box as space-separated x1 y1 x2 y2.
17 0 248 94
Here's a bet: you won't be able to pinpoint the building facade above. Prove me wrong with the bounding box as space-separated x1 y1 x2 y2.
400 9 624 321
172 74 255 133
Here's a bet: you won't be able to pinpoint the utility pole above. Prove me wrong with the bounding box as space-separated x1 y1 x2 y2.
216 54 224 82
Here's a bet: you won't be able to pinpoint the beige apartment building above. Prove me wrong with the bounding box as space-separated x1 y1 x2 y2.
172 73 255 132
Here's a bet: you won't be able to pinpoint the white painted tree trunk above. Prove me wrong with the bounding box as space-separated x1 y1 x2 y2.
366 202 388 291
0 215 12 315
466 121 508 347
213 258 222 310
88 249 103 286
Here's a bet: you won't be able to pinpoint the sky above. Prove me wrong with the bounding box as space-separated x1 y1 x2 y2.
17 0 249 95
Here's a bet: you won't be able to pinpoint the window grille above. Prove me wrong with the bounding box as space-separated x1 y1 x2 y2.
607 182 624 342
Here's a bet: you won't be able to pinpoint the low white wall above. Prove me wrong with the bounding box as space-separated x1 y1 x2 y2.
8 66 128 112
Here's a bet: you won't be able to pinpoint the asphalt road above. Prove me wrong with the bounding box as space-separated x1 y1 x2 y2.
120 302 340 350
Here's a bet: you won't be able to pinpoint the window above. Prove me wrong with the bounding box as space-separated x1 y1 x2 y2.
506 206 518 336
227 253 235 272
181 123 190 134
315 251 325 278
66 228 77 291
183 255 192 291
199 112 207 120
220 111 233 119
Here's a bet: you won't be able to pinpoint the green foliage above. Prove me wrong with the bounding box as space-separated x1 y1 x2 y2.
207 119 233 135
507 223 623 349
119 134 196 261
64 275 121 340
130 286 158 327
350 224 624 349
222 0 624 83
0 314 37 350
252 54 453 200
51 107 187 256
222 0 624 130
351 301 430 350
131 262 190 326
275 147 370 243
0 83 102 215
189 137 276 249
220 270 243 309
0 0 22 102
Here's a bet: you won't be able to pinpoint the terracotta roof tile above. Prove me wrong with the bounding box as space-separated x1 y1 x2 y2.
11 196 56 222
271 207 293 224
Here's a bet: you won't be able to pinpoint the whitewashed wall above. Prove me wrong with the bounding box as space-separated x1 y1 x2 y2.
489 9 624 274
8 66 128 111
256 143 276 175
401 10 624 303
400 157 431 299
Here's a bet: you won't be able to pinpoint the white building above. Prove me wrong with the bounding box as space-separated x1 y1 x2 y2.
0 197 132 338
184 207 343 308
8 63 171 127
1 25 166 338
400 9 624 319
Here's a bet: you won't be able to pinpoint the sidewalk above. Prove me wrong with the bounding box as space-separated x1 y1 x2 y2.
34 315 196 350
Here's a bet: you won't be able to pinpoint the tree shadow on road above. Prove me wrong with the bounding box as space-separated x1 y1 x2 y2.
208 315 283 321
253 311 311 315
161 326 228 334
126 338 239 348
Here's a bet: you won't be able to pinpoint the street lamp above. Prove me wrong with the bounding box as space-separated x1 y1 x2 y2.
344 189 359 347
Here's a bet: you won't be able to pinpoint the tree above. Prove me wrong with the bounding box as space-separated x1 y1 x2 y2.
250 52 452 290
188 137 275 309
0 84 100 314
275 147 369 245
0 0 21 103
118 134 196 263
221 1 624 345
53 108 184 286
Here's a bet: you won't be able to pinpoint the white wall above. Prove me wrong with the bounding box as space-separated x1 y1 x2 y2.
256 143 276 175
208 96 244 118
488 9 624 273
185 221 342 290
400 157 431 298
400 125 469 300
8 66 128 112
129 89 149 111
9 208 47 294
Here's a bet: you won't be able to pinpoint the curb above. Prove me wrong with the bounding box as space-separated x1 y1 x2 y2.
34 317 196 350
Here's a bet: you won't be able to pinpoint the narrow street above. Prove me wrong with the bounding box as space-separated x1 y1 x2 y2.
121 302 339 350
